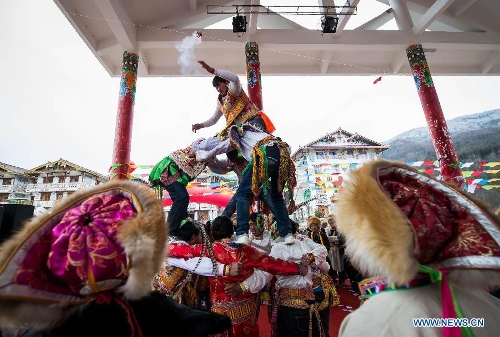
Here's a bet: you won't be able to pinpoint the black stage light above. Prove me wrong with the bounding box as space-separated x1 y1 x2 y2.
232 15 247 33
321 16 339 34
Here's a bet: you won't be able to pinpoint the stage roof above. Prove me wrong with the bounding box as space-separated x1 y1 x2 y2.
53 0 500 77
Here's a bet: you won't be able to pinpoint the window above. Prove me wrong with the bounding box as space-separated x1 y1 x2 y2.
41 192 51 201
316 151 324 159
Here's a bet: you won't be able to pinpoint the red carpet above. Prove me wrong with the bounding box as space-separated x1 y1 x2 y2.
257 283 361 336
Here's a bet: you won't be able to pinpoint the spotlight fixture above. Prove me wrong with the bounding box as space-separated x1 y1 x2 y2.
232 15 247 33
321 16 339 34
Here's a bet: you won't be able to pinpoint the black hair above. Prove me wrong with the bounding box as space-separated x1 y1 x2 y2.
204 220 211 235
210 215 234 240
212 76 228 87
249 213 259 223
226 149 239 161
289 218 299 235
178 219 200 243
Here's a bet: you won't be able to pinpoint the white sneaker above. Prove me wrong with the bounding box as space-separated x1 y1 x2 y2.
235 234 250 245
284 233 295 245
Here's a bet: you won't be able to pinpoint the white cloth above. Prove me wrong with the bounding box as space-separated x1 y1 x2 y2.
339 283 500 337
166 240 224 276
271 235 328 291
249 230 272 255
240 236 329 293
167 256 224 277
199 69 242 128
193 127 268 162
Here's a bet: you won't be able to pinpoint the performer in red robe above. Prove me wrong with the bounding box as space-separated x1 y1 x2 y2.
169 215 308 337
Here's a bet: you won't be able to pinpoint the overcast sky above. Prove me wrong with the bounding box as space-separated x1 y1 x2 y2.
1 0 499 176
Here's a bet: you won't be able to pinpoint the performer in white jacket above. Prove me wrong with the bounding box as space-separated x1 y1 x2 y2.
191 60 275 137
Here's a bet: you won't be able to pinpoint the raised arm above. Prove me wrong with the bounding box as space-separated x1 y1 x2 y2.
214 69 242 94
192 108 223 132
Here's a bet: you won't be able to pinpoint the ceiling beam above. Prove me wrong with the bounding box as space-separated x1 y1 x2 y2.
247 0 259 41
320 50 334 73
388 0 413 30
356 8 394 30
390 50 408 73
53 0 98 50
54 0 114 75
137 28 500 50
381 0 489 32
255 13 306 29
334 0 361 36
480 50 500 74
96 37 119 56
412 0 456 35
189 0 197 13
318 0 337 16
452 0 478 17
138 50 149 76
95 0 136 51
149 0 233 29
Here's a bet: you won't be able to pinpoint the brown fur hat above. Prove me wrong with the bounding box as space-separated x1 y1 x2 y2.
0 180 167 330
336 159 500 287
307 216 322 228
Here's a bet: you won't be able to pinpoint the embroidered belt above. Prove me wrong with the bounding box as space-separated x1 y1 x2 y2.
279 287 315 309
212 296 259 325
160 170 181 187
278 287 326 337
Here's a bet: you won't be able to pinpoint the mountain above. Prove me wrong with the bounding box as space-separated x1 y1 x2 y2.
380 108 500 209
381 109 500 162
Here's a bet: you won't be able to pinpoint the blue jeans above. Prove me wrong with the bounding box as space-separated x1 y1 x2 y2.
163 181 189 236
222 187 273 218
235 144 290 238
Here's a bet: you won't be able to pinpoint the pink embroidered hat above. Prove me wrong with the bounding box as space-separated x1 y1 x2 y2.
335 159 500 287
0 180 167 330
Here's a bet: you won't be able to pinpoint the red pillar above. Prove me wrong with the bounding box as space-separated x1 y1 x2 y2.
110 51 138 180
406 44 464 188
245 41 263 110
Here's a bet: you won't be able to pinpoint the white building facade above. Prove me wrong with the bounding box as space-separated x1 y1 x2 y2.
291 128 389 222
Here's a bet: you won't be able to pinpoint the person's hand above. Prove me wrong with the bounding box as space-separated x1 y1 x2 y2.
224 282 244 297
299 264 309 276
192 123 203 133
300 254 312 266
229 262 242 277
198 60 215 74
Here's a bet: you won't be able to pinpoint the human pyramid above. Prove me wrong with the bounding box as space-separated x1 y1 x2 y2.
1 62 499 337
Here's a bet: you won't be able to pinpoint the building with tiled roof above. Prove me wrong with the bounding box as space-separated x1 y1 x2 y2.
291 128 389 221
1 159 107 210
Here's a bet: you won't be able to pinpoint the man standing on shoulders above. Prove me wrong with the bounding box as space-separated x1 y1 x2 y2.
192 60 276 138
188 124 297 246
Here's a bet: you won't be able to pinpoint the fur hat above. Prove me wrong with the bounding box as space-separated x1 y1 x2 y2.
0 180 167 331
307 216 322 228
336 159 500 288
